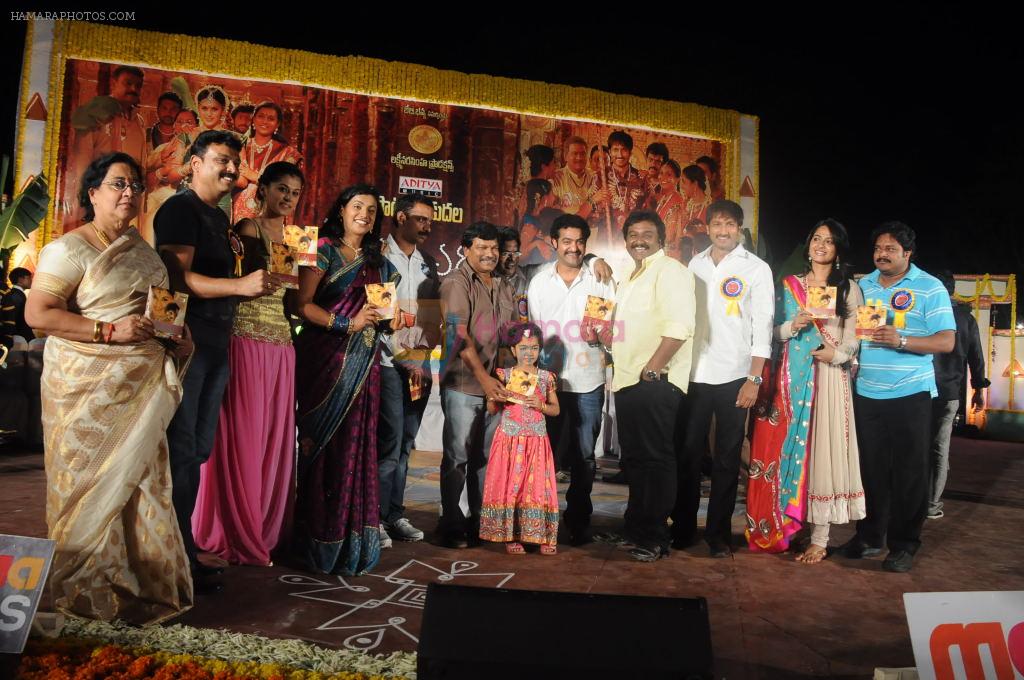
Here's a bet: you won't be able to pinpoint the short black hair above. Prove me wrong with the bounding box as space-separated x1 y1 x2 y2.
187 129 242 162
396 192 435 217
157 92 183 109
645 142 669 160
550 213 591 242
695 155 718 175
497 226 520 250
935 270 956 295
78 152 144 221
707 199 744 226
112 65 144 81
461 221 500 248
607 130 634 151
9 267 31 284
622 210 666 245
231 104 255 117
871 221 917 260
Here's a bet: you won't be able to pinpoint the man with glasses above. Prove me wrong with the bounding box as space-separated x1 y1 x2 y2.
377 193 441 547
678 199 774 558
841 222 955 573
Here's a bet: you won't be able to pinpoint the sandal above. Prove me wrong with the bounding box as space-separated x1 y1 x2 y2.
540 544 557 556
795 545 828 564
505 542 525 555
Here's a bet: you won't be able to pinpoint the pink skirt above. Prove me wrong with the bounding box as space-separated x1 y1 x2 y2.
479 431 559 546
193 335 296 565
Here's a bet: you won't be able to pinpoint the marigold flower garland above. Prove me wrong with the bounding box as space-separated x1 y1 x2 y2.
16 619 415 680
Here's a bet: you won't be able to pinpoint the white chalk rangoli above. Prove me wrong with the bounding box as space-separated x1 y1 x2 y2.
279 559 515 651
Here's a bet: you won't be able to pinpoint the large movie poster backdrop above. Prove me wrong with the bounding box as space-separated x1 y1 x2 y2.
54 59 726 273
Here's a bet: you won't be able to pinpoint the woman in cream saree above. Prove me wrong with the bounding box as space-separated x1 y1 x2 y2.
29 153 192 624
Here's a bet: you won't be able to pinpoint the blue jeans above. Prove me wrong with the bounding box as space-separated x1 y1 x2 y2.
439 388 498 536
377 365 431 524
546 386 605 530
167 341 231 567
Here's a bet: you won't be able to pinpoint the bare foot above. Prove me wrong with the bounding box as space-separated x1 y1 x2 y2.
795 545 828 564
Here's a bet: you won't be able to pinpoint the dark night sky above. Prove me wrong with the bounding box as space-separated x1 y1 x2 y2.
3 11 1023 284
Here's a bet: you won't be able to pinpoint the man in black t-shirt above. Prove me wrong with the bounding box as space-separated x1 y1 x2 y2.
155 130 278 593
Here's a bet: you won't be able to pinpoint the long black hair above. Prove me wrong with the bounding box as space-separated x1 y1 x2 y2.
804 218 853 319
321 184 384 268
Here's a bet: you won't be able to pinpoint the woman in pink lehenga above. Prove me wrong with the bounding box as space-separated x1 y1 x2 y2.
192 161 304 565
479 323 561 555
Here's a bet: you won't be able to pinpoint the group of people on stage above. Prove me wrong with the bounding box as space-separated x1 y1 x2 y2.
66 64 301 241
20 68 988 631
524 130 724 263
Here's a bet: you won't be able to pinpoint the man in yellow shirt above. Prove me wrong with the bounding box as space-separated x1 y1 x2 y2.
608 210 696 561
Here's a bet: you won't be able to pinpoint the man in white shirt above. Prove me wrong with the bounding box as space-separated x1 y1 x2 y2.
678 200 774 558
378 193 442 546
528 214 616 545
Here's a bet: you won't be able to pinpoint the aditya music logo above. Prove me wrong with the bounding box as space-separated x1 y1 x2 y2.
399 176 443 198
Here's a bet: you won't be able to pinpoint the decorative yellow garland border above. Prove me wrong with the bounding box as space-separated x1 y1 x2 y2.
30 20 755 247
953 274 1018 414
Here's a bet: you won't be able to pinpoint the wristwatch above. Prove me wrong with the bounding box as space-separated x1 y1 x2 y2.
747 375 763 385
644 369 660 381
898 334 908 350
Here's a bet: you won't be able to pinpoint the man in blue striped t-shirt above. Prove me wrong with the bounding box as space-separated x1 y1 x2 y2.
840 222 955 573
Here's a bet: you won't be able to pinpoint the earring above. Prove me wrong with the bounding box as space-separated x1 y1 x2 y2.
834 257 840 270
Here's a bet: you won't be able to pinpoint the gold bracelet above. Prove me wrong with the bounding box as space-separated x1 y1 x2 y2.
92 319 102 342
327 312 336 329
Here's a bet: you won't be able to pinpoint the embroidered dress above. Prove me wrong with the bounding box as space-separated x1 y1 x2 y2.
479 369 559 546
745 275 866 551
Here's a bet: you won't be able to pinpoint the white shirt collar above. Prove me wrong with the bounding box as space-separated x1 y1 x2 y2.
386 233 422 262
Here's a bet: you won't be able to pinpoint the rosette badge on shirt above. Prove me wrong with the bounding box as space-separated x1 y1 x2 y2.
889 289 915 328
720 276 746 317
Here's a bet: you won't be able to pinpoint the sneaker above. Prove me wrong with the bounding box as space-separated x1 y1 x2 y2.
386 517 424 542
927 508 944 519
379 524 393 549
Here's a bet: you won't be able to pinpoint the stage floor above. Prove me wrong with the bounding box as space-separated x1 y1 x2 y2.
2 436 1022 679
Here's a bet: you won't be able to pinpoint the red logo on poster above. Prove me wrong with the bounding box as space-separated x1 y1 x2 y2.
929 620 1024 679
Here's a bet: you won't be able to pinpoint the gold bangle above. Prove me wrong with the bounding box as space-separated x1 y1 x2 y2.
92 319 102 342
327 312 336 330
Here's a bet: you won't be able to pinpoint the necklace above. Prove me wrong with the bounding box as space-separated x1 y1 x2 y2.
341 237 363 254
89 222 112 248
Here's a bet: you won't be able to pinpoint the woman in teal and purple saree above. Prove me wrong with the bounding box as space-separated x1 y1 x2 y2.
293 185 400 575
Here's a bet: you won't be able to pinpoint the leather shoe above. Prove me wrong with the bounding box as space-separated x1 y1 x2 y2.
882 550 914 573
671 535 697 551
707 540 732 558
602 471 627 484
568 526 593 546
839 538 882 559
439 533 469 549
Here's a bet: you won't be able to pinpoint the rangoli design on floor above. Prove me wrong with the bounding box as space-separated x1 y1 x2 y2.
279 559 515 651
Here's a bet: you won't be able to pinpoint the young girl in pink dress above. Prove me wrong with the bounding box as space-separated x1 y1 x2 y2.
479 322 561 555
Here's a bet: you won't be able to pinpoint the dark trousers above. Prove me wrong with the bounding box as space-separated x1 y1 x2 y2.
546 386 605 531
167 342 231 568
615 380 685 552
377 364 431 524
675 379 748 546
854 391 931 554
